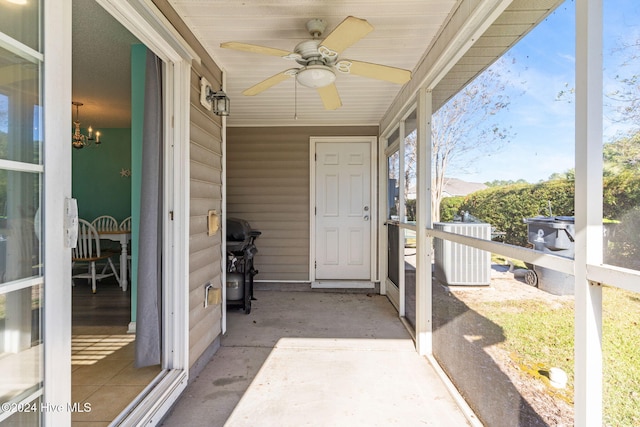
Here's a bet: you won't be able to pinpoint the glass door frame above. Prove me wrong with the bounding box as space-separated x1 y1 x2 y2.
95 0 195 424
36 0 195 424
41 1 73 425
381 107 419 320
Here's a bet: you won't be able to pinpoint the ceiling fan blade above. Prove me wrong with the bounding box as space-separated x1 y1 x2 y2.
319 16 373 55
340 59 411 85
242 70 296 96
317 83 342 110
221 42 294 58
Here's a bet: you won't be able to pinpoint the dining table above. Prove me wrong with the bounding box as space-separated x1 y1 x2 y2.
98 229 131 291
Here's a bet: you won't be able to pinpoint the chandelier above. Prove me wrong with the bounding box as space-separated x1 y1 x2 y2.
72 101 102 149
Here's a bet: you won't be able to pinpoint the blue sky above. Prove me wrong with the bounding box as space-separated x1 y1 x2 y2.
455 0 640 184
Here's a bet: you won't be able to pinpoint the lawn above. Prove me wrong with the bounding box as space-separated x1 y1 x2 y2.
466 285 640 427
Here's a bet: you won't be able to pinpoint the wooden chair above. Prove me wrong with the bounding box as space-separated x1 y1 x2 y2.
92 215 119 232
119 216 131 231
72 219 120 293
119 216 132 279
91 215 120 252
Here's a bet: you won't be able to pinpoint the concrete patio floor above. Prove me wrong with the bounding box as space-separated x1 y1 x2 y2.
160 290 473 427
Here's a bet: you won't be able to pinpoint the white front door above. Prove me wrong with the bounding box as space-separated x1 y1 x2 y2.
315 140 372 280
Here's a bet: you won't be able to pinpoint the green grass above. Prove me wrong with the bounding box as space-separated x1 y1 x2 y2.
602 287 640 427
466 286 640 426
468 298 575 403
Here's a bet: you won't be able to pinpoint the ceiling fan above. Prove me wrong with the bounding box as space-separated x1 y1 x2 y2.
220 16 412 110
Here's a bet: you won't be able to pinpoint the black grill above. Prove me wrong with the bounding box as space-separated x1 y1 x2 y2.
226 217 261 314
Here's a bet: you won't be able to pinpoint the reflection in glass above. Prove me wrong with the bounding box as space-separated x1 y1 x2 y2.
403 229 416 328
0 1 40 51
0 47 42 165
403 130 417 224
0 285 42 409
387 224 399 288
0 170 41 284
387 152 400 220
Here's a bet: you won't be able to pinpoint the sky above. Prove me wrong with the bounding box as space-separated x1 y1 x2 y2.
453 0 640 184
2 1 638 184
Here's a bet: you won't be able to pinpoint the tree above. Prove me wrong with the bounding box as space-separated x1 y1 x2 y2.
404 131 417 221
548 169 575 181
485 178 529 187
607 39 640 128
431 57 515 221
603 131 640 175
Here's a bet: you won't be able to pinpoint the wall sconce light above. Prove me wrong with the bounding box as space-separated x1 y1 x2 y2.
200 77 230 116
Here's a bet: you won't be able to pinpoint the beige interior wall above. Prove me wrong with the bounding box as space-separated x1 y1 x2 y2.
227 126 379 282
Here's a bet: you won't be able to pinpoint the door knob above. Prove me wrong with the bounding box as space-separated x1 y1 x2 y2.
364 215 369 221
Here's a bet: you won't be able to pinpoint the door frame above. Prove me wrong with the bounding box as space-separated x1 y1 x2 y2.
309 136 378 285
78 1 194 425
42 1 73 425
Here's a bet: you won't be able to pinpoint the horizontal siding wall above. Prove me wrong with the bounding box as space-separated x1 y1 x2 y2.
153 0 225 370
188 66 224 368
227 126 378 282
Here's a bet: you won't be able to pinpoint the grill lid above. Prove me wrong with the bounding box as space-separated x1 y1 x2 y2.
227 217 253 242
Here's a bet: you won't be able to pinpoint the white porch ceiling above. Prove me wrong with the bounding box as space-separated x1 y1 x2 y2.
71 0 562 130
168 0 458 127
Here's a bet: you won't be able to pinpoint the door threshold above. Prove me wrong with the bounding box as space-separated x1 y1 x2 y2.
312 281 375 289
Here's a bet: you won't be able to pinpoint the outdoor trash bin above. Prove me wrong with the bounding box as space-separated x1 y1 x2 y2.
523 216 575 295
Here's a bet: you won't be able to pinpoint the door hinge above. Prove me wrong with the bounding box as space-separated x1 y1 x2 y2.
169 211 174 220
315 153 317 161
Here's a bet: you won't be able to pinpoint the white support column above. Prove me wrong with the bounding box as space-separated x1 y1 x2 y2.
574 0 603 425
379 136 388 295
398 121 406 317
415 87 433 355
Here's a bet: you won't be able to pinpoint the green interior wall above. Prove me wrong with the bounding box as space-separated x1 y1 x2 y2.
71 128 131 222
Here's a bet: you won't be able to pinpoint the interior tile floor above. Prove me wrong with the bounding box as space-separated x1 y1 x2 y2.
71 277 160 426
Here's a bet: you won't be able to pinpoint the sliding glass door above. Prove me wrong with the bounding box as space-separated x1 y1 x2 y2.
384 110 418 331
0 1 45 424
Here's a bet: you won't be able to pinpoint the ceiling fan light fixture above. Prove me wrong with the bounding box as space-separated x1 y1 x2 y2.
296 65 335 89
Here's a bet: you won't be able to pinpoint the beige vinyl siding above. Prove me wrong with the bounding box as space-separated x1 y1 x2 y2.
152 0 225 369
187 66 223 368
227 126 378 282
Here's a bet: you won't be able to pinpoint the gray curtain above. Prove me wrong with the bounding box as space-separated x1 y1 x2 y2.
135 50 163 368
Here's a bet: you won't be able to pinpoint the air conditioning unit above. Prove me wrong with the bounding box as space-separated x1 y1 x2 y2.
433 222 491 286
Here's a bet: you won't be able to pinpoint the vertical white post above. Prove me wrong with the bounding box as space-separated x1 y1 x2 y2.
43 0 73 425
415 87 433 355
398 121 406 317
379 136 388 295
574 0 603 425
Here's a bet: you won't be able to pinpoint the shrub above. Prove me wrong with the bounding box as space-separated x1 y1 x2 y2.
457 181 575 246
440 196 465 222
